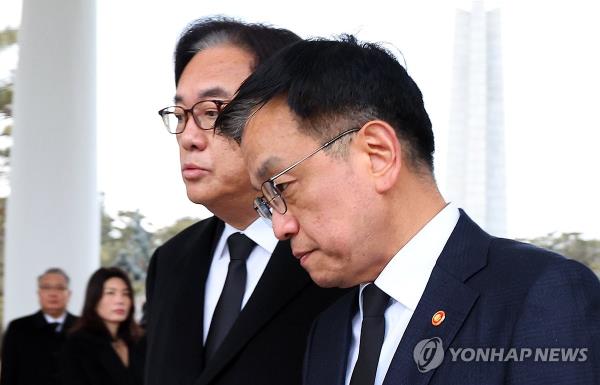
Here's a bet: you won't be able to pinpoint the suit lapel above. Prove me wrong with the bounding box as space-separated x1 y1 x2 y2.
32 310 47 329
195 240 311 385
382 267 479 385
309 290 358 385
98 340 130 385
172 217 224 383
383 210 490 385
64 313 77 332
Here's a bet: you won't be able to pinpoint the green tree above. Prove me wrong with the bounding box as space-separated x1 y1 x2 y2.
152 217 198 246
0 27 17 327
0 28 17 49
0 27 17 120
0 84 12 119
101 210 153 292
525 232 600 276
100 207 200 294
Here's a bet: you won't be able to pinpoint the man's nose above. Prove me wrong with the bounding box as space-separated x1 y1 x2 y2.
177 115 209 151
271 210 299 240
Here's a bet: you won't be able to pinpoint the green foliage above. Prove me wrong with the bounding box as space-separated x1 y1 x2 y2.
101 210 152 294
152 217 198 246
0 82 13 118
0 28 17 50
101 209 199 294
0 28 17 178
524 232 600 276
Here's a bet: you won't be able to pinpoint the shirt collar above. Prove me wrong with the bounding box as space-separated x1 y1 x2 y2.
43 312 67 324
373 202 460 311
215 218 278 259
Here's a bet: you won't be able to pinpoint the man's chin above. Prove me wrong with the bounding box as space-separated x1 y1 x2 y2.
186 190 212 205
308 271 340 289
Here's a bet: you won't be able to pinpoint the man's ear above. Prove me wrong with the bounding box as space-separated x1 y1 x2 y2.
357 120 402 193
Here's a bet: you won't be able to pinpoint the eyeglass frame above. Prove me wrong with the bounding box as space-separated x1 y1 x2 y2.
254 127 361 220
157 99 228 134
38 284 69 292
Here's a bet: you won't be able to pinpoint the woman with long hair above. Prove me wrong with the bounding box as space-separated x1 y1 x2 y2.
59 267 144 385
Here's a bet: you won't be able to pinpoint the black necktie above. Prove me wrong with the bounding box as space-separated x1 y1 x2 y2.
48 322 61 333
349 284 390 385
204 232 256 361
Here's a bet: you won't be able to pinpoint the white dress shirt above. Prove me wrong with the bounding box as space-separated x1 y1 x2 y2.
345 203 460 385
203 218 279 343
43 312 67 332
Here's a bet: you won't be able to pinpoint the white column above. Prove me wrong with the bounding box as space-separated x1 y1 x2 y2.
4 0 98 325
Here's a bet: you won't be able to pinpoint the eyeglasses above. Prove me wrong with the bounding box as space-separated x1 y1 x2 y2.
157 99 227 134
254 127 360 220
39 285 68 292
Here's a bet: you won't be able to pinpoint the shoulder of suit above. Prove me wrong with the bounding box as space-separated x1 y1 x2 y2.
488 237 578 271
66 329 111 347
65 312 79 325
484 237 599 293
5 311 44 330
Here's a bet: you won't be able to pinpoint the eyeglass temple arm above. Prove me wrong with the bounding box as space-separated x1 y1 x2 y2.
268 128 360 182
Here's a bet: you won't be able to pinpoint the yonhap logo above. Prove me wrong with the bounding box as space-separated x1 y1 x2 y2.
413 337 444 373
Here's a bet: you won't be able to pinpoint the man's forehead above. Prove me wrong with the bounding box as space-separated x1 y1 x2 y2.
242 131 284 188
175 45 254 103
242 98 299 143
242 105 289 175
41 273 65 280
40 273 67 286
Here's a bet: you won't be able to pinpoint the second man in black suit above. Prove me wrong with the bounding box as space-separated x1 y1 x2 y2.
1 268 78 385
145 17 347 385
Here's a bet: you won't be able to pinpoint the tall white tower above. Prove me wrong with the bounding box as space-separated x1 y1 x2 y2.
446 0 506 236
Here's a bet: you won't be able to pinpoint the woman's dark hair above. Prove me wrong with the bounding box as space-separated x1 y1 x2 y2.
70 267 143 344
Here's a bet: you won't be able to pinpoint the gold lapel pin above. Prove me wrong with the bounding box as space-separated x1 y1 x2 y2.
432 310 446 326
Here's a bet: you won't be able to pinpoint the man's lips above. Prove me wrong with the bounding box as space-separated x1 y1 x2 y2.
293 250 314 266
182 163 210 179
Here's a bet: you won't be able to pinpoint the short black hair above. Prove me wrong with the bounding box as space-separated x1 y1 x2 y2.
174 16 301 85
216 35 435 171
38 267 70 286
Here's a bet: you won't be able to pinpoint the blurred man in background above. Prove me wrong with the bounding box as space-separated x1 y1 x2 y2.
1 267 77 385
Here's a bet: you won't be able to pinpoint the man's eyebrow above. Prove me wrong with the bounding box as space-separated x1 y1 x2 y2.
256 157 283 181
173 87 230 103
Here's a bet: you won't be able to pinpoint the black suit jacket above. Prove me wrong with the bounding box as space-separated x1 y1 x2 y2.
58 330 145 385
0 310 77 385
303 210 600 385
145 216 347 385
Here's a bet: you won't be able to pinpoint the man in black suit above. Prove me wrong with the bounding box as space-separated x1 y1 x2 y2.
216 36 600 384
1 268 78 385
145 18 346 385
